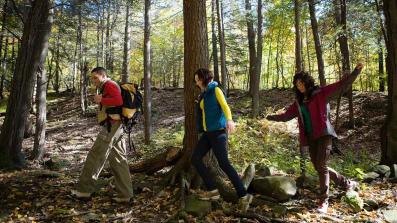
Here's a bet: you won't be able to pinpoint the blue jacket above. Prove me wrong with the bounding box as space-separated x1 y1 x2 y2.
196 82 227 132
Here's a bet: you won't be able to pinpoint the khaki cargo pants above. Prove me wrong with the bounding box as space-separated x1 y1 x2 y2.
76 121 133 199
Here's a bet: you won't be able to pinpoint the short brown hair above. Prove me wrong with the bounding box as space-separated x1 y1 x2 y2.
91 67 107 76
194 68 213 86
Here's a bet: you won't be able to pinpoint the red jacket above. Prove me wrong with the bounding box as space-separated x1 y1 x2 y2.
268 68 361 146
101 80 123 107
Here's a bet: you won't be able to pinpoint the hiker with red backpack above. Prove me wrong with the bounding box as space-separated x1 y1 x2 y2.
71 67 133 203
266 63 364 214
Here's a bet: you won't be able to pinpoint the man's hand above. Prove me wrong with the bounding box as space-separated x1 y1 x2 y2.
355 63 364 72
226 120 236 134
94 94 102 104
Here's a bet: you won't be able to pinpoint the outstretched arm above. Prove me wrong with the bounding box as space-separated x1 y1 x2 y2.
266 102 298 122
322 63 364 99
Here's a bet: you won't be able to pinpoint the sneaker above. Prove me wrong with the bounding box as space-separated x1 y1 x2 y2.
316 200 328 214
198 189 220 201
345 180 359 192
238 194 253 212
71 189 91 198
112 197 131 203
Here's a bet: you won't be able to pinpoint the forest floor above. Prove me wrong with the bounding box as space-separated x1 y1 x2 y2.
0 88 396 222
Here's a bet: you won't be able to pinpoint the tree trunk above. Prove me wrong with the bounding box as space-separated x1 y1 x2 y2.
375 0 386 92
308 0 326 86
0 35 8 100
304 20 312 74
380 0 397 173
77 6 87 113
245 0 256 96
105 0 111 70
144 0 152 145
0 0 53 169
252 0 262 117
216 0 227 93
211 0 219 83
32 47 49 161
294 0 303 72
122 1 131 83
335 0 354 127
378 36 385 92
54 31 60 94
0 0 8 99
166 0 209 184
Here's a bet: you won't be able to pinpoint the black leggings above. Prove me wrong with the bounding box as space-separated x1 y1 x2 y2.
191 130 247 198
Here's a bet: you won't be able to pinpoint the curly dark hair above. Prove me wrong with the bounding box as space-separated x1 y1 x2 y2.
293 71 319 104
194 68 213 86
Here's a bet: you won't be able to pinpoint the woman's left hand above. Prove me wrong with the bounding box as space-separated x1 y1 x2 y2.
226 120 236 134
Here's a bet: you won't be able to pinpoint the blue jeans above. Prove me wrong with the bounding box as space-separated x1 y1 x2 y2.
191 130 247 198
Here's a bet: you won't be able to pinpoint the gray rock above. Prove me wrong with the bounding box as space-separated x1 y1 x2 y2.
251 176 297 201
363 172 380 182
256 165 274 177
342 190 364 212
185 195 212 217
241 163 255 189
372 165 391 177
393 164 397 178
383 210 397 223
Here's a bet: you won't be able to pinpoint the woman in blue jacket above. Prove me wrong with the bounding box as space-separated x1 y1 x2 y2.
191 68 252 212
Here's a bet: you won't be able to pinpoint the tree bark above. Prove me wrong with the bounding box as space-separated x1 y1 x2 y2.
121 1 131 83
335 0 354 127
0 34 8 100
245 0 256 96
380 0 397 172
378 36 385 92
0 0 53 169
0 0 8 99
165 0 209 185
252 0 262 117
77 6 87 113
32 46 49 161
211 0 219 83
144 0 152 145
216 0 227 93
308 0 326 86
294 0 303 72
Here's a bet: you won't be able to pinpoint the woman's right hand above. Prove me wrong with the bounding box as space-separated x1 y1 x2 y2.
355 63 364 72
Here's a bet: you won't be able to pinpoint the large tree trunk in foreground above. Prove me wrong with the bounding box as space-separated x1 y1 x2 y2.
164 0 209 187
0 0 53 169
380 0 397 176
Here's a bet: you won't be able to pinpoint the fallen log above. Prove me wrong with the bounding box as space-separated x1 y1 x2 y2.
129 146 182 174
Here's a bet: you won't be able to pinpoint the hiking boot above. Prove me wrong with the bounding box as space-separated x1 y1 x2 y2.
345 180 359 192
71 189 91 198
238 194 253 213
112 197 131 203
198 189 220 201
316 200 328 214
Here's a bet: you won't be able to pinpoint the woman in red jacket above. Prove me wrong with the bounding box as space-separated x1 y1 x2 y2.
266 63 364 214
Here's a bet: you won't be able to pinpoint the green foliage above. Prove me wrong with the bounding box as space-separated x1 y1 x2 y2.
0 97 8 113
